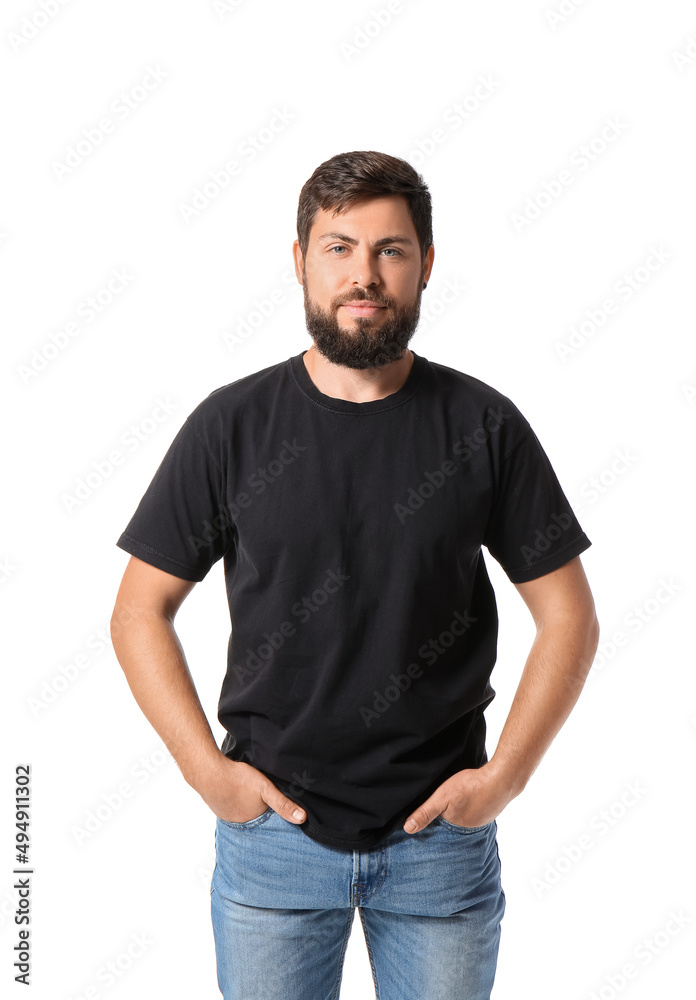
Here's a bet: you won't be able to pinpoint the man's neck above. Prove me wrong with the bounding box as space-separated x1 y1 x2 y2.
302 345 414 404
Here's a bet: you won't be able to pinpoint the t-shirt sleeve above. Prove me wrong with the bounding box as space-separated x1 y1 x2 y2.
116 414 234 582
482 416 591 583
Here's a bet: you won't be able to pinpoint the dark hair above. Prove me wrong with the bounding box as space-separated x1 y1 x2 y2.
296 150 433 262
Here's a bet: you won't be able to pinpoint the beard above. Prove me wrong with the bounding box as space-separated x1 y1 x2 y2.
302 277 424 370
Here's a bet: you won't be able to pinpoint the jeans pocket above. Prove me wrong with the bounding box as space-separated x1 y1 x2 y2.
218 806 275 829
435 816 492 833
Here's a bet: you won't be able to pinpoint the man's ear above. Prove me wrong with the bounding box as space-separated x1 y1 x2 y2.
292 240 304 285
422 244 435 286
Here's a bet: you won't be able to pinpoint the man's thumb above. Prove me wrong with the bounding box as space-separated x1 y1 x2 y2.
270 790 306 824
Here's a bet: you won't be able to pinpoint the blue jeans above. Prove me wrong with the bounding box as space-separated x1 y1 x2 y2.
210 806 505 999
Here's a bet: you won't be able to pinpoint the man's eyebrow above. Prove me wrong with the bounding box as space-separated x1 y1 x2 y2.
315 232 416 248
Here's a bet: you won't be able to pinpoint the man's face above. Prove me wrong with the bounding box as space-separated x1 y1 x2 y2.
293 194 434 369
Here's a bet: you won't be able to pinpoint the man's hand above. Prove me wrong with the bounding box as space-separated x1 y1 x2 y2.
192 755 307 825
402 761 516 833
403 558 599 835
110 557 308 828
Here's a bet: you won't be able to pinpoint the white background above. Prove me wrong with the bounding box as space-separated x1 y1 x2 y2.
2 1 695 997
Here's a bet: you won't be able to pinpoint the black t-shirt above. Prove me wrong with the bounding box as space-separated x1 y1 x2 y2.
116 350 591 850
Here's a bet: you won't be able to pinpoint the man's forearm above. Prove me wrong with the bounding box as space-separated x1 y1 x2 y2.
488 614 599 797
110 608 223 787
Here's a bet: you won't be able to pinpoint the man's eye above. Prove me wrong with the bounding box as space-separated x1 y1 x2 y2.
327 246 402 255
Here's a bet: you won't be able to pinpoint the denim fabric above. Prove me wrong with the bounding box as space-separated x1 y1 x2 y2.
211 807 505 999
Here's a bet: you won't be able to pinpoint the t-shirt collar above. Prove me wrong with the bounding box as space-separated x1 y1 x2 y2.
289 348 427 415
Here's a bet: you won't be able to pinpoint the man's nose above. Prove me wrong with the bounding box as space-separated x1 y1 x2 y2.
350 250 380 288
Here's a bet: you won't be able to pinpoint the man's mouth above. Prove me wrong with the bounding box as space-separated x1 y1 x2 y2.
340 301 387 317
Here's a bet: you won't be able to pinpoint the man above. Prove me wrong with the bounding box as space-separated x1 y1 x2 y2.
111 150 599 1000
